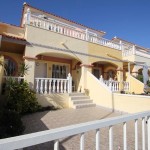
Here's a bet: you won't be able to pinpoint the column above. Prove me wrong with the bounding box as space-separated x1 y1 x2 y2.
0 55 4 94
79 64 93 93
24 58 36 90
116 67 123 91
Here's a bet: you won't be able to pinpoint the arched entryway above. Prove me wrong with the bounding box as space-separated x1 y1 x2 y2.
35 52 82 92
92 61 117 80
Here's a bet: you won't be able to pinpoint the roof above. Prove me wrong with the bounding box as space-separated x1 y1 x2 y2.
22 2 106 35
0 33 26 41
0 21 24 29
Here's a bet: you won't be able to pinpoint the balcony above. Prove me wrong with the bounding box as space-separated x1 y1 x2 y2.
23 10 122 51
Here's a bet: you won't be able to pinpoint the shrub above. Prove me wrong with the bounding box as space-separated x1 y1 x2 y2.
5 79 41 115
136 74 143 82
0 110 24 139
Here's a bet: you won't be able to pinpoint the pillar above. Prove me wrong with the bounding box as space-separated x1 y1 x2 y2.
24 58 36 90
116 67 123 91
79 64 93 93
0 55 4 94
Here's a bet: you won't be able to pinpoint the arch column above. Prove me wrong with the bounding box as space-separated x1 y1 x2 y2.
79 64 93 92
0 55 4 94
116 67 123 91
24 56 37 90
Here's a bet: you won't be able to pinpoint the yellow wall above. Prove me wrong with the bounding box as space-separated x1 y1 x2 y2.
126 73 144 94
88 42 123 67
86 71 113 108
113 93 150 113
25 25 88 63
36 93 69 108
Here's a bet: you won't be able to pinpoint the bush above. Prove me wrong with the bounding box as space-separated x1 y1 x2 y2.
136 74 143 82
5 79 41 115
0 110 24 139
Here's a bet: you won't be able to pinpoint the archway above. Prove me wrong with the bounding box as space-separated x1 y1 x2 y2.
35 52 82 91
92 61 118 80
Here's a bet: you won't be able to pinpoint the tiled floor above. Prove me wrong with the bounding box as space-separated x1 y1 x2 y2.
22 107 146 150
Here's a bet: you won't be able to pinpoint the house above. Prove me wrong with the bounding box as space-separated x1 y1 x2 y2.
0 2 150 112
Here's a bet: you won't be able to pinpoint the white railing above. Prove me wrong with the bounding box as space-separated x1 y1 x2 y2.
122 44 150 58
24 10 122 50
3 76 25 83
35 73 72 94
123 81 129 91
0 111 150 150
100 75 129 92
100 76 120 92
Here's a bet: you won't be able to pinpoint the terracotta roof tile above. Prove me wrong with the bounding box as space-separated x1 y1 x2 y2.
0 34 26 41
22 3 106 34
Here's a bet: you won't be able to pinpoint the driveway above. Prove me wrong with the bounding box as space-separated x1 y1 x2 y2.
22 107 145 150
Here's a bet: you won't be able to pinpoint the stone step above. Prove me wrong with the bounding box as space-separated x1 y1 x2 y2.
74 103 96 109
71 96 90 100
69 93 85 96
72 99 93 104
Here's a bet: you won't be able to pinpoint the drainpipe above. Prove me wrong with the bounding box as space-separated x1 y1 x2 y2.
128 62 131 92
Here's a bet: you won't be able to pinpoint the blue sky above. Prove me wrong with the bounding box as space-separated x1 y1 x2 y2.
0 0 150 48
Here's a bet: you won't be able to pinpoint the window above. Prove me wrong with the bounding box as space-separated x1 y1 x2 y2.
52 64 69 79
4 58 17 76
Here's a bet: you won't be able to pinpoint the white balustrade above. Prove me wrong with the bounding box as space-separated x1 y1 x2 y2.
3 76 24 83
0 111 149 150
35 74 72 94
100 76 120 92
24 13 122 50
123 81 129 91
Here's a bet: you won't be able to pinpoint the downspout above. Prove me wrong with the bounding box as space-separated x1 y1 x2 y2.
128 62 131 92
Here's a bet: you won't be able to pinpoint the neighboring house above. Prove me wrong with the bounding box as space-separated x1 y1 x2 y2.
0 2 150 112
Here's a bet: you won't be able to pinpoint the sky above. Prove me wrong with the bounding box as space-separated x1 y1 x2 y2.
0 0 150 48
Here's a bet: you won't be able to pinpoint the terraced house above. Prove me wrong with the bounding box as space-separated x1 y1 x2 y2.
0 2 150 113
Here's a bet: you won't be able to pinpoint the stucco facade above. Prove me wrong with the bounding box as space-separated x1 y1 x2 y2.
0 3 150 113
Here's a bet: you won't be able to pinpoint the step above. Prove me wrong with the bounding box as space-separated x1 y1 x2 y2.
71 96 90 100
74 103 96 109
69 93 85 96
72 99 93 104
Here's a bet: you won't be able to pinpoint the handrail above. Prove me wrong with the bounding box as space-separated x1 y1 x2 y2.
0 111 150 150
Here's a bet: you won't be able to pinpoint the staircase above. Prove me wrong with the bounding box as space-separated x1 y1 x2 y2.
69 93 96 109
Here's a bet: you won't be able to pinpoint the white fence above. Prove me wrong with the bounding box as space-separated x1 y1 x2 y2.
99 76 129 92
35 73 72 94
3 76 24 83
0 111 150 150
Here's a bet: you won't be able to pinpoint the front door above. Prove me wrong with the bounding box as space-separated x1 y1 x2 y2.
35 62 47 78
93 69 100 79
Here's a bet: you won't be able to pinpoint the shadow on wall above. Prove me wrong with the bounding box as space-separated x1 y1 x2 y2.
36 93 69 108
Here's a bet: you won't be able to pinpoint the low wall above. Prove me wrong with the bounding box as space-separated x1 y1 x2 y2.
86 71 113 109
126 73 144 94
113 93 150 113
36 93 69 108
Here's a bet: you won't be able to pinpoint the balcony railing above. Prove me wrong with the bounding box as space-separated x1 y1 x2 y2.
99 75 129 92
0 111 150 150
35 73 72 94
24 9 121 51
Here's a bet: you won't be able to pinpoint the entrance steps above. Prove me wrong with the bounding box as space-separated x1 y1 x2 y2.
69 93 96 109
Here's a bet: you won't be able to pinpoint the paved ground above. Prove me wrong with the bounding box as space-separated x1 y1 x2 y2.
22 107 146 150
